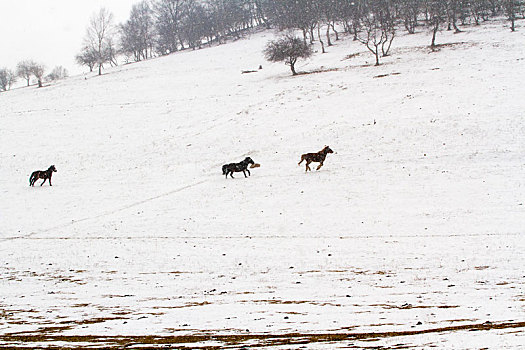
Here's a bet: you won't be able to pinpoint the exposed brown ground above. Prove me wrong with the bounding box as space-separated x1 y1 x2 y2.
1 320 524 349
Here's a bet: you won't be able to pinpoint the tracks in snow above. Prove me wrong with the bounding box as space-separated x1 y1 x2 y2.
0 178 208 242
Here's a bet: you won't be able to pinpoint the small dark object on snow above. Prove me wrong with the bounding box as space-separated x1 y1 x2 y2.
298 146 333 172
222 157 255 179
29 165 57 186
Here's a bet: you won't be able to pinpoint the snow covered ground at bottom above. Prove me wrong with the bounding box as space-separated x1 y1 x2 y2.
0 19 524 348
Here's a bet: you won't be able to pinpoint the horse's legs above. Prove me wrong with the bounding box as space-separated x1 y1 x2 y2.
246 169 251 176
40 178 47 186
229 171 234 179
49 178 52 186
305 160 311 172
30 174 37 186
316 162 323 170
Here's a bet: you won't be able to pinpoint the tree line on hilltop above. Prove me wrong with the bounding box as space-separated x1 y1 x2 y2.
0 61 68 92
1 0 523 90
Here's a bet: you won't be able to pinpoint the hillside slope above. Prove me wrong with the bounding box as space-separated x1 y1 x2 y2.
1 22 524 348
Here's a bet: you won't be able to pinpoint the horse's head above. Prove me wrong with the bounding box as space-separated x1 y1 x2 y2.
244 157 255 165
323 146 334 154
49 165 57 172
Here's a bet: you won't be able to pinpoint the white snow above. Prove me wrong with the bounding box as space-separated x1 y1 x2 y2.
1 20 524 348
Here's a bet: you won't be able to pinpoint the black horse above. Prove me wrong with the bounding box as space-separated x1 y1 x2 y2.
222 157 255 179
29 165 57 186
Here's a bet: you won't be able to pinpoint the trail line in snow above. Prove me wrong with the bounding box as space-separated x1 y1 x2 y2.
0 179 208 242
4 231 523 241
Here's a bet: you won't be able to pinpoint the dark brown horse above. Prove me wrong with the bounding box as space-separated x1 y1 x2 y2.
29 165 57 186
298 146 333 172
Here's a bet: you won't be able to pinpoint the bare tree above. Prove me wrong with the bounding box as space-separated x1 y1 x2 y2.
400 0 420 34
503 0 523 31
470 0 492 25
46 66 69 81
16 60 34 86
356 0 396 66
154 0 185 54
75 46 98 72
378 0 397 57
357 14 385 65
264 34 313 75
120 1 155 62
446 0 464 33
428 0 447 47
106 37 119 67
265 0 318 43
321 0 343 44
342 0 365 41
82 8 117 75
0 68 17 91
180 0 207 50
31 63 45 87
311 1 327 53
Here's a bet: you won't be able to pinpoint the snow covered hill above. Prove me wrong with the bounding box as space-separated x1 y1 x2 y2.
1 20 524 348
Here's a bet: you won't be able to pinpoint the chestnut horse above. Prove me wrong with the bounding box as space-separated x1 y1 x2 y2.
298 146 333 172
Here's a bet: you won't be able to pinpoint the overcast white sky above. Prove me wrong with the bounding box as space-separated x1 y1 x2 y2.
0 0 137 76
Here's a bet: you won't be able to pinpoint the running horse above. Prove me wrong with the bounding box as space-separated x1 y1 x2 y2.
222 157 255 179
298 146 333 172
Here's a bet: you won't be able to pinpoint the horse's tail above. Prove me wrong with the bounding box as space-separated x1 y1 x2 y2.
298 155 305 165
29 172 35 185
222 165 227 175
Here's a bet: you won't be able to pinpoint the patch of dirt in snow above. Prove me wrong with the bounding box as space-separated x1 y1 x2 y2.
0 321 524 349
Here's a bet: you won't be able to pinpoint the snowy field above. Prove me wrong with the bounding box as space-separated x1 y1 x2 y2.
1 19 524 348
